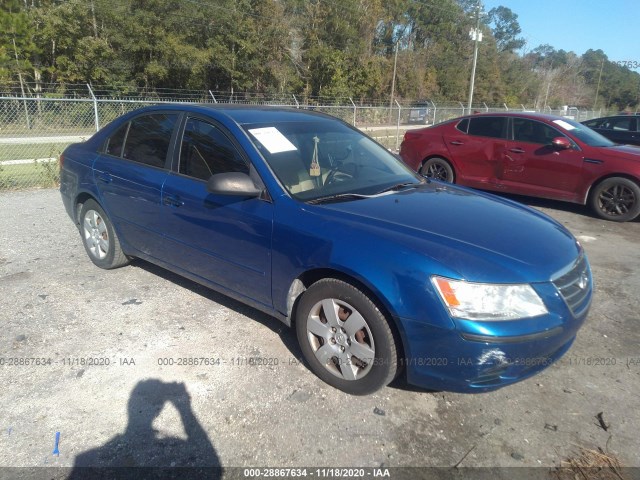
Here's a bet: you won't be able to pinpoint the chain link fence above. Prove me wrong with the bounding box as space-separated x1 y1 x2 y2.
0 85 607 190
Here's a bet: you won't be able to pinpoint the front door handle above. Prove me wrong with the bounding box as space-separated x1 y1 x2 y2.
450 141 464 145
163 194 184 207
509 148 525 154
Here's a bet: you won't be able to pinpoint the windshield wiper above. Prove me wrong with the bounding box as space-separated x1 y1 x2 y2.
306 193 372 205
374 181 422 195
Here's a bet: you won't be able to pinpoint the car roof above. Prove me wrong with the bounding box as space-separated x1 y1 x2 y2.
126 103 339 125
586 114 639 120
463 112 572 122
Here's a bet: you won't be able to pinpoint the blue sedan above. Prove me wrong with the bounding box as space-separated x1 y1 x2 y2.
60 105 592 395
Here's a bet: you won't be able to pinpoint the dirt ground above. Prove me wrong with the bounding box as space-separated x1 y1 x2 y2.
0 188 638 477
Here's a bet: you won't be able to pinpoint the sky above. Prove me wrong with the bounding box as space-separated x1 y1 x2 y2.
481 0 640 71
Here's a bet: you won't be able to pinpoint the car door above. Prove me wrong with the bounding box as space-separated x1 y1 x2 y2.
600 116 635 145
161 116 274 308
499 117 584 200
93 112 179 257
443 116 509 187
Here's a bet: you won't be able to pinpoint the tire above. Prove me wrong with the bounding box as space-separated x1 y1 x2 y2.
589 177 640 222
420 157 454 182
79 199 130 269
295 279 398 395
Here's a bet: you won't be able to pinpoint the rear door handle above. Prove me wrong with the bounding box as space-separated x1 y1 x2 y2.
450 141 464 145
509 148 525 154
97 173 112 184
163 194 184 207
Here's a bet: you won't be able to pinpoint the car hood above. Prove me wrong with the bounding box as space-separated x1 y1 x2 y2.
593 144 640 162
307 183 580 283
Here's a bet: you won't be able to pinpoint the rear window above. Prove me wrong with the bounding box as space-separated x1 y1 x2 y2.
104 113 178 168
123 114 178 168
468 117 507 139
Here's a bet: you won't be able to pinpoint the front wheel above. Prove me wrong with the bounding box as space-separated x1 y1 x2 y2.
420 157 454 182
79 199 130 269
589 177 640 222
295 279 398 395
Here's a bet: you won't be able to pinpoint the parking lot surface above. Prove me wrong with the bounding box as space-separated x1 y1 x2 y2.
0 189 638 474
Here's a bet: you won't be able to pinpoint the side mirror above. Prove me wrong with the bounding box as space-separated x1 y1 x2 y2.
551 137 572 150
206 172 262 197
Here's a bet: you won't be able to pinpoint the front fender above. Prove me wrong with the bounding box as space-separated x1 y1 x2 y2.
271 199 457 332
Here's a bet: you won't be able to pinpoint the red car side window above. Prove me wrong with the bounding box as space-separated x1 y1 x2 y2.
468 117 507 139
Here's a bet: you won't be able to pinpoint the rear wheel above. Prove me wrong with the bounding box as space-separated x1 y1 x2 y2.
420 157 454 182
295 279 398 395
589 177 640 222
79 199 129 269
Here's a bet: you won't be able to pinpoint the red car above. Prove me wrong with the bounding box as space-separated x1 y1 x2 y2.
399 112 640 221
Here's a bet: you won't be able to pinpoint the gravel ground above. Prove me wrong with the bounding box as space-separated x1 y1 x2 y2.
0 188 638 476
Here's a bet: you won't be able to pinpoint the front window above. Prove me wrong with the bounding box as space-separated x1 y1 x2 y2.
179 118 248 181
242 119 421 201
513 118 564 144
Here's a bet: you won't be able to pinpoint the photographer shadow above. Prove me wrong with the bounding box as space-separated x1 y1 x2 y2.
68 379 221 479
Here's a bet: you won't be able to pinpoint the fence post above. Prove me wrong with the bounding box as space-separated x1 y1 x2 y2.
208 90 217 103
431 101 437 125
395 99 402 151
459 102 465 116
87 84 100 131
20 96 31 130
349 97 357 126
292 94 299 109
504 103 509 111
483 102 488 112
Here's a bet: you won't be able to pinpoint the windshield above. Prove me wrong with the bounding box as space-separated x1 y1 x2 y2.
242 118 422 201
551 118 615 147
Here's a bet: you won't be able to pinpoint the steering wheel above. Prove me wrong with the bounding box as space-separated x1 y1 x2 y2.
324 166 353 186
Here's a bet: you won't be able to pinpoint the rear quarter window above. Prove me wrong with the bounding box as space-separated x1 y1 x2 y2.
583 119 603 128
105 123 128 157
456 118 469 133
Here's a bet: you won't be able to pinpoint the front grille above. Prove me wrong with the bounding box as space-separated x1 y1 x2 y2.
552 254 592 317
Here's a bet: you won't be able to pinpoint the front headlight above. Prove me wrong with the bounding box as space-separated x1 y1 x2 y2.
432 276 548 321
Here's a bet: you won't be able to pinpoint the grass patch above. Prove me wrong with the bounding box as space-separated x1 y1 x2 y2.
0 143 67 162
0 159 60 190
0 141 65 189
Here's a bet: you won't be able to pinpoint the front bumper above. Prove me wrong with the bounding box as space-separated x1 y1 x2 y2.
398 281 591 393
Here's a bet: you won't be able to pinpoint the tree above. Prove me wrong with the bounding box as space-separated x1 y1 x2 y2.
0 0 636 111
0 0 38 89
486 6 525 53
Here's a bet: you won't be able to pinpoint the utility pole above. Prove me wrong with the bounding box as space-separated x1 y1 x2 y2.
467 2 483 115
593 57 605 110
543 74 551 110
12 38 31 129
389 40 399 124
